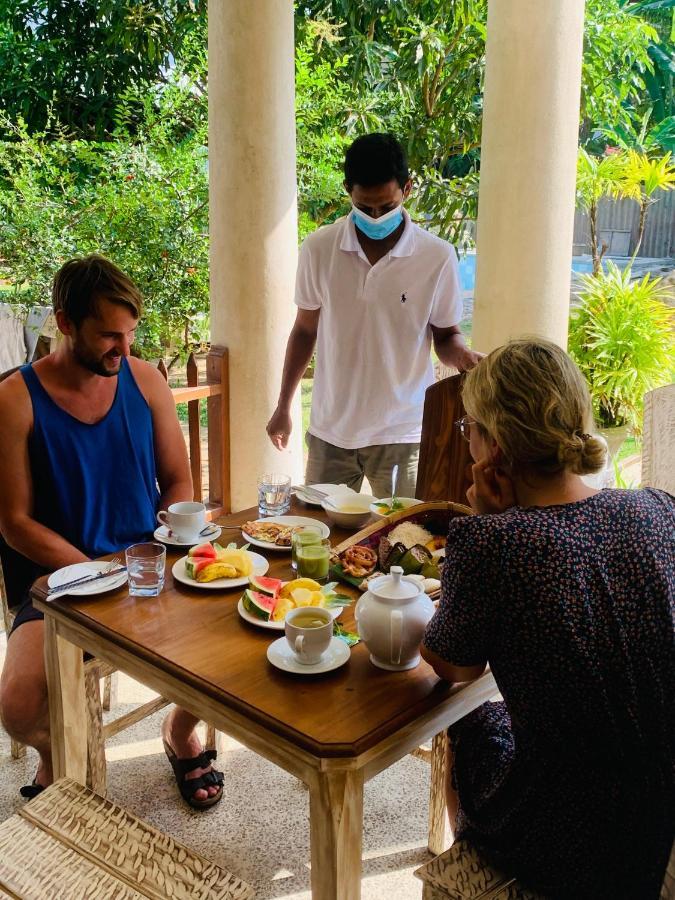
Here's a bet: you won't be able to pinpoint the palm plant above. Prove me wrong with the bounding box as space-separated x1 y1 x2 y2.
618 150 675 261
576 149 628 274
569 262 674 431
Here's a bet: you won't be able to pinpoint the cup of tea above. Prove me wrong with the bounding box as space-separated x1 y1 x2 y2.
157 501 207 543
285 606 333 665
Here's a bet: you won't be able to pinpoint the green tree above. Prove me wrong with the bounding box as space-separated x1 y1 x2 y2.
0 99 209 358
0 0 206 137
297 0 661 242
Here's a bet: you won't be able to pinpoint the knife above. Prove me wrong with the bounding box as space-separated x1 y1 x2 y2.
47 567 127 596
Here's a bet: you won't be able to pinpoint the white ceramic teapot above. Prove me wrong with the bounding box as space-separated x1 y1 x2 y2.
355 566 436 671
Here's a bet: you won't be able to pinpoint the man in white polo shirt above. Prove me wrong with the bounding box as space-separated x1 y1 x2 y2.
267 133 481 497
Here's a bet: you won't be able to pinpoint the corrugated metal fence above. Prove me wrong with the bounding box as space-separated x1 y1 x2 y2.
573 189 674 258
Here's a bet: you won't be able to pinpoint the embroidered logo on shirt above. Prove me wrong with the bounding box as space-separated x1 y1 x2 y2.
401 293 407 303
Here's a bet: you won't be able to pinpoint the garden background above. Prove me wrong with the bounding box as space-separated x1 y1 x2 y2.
0 0 673 458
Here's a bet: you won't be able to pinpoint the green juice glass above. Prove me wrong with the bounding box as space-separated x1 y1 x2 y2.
296 540 331 583
291 526 322 572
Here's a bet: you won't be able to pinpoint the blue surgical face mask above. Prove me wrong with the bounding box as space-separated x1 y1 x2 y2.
351 203 403 240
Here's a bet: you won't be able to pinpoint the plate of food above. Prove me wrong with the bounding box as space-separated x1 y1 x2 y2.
330 517 445 596
237 576 350 630
172 541 268 589
240 516 330 551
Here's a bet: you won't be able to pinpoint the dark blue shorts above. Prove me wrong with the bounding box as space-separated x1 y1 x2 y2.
9 595 45 636
1 538 48 638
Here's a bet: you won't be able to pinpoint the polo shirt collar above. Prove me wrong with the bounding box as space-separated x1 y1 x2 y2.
339 208 416 258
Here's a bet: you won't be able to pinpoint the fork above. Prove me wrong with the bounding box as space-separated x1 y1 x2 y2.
292 485 328 500
47 556 123 595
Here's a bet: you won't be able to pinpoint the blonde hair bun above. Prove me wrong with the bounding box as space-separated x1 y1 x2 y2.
558 433 608 476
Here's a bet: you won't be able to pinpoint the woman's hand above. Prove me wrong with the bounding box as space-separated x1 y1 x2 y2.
467 457 516 514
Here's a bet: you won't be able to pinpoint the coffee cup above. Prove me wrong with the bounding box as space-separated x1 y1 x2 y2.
157 501 209 543
285 606 333 665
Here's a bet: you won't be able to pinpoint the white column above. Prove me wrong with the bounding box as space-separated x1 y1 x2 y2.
208 0 302 511
472 0 585 353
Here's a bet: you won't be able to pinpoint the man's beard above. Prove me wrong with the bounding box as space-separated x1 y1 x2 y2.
72 340 122 378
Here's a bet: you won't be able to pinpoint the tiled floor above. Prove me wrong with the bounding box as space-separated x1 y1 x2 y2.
0 629 433 898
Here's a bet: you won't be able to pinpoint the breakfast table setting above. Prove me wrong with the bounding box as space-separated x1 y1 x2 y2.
31 481 497 900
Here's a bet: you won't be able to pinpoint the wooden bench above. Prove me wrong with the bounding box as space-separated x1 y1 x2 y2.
415 840 547 900
0 778 253 899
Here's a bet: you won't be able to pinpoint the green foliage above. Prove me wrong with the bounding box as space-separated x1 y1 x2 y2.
0 100 209 358
0 0 205 137
568 262 674 430
581 0 659 147
295 22 352 237
575 147 675 266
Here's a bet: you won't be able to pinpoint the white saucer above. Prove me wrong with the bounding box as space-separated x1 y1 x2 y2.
172 552 268 590
267 636 351 674
48 561 128 597
295 483 356 507
153 524 222 547
237 597 343 631
241 516 329 551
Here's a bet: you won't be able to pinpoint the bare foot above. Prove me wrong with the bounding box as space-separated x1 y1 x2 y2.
161 713 220 802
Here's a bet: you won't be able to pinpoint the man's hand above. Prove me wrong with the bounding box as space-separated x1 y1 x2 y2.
452 345 484 373
267 406 292 450
431 326 484 373
466 457 516 515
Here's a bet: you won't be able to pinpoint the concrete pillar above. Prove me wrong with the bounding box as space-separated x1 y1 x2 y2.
472 0 585 353
208 0 303 511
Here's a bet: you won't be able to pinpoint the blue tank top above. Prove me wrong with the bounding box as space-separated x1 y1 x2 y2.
21 358 160 558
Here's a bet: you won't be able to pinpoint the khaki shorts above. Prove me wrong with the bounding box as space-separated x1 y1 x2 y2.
305 433 420 499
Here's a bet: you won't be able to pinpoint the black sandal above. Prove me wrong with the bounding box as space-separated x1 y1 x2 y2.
162 739 224 810
19 777 45 800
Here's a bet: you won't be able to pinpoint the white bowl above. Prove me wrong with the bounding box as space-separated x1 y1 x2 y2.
321 494 376 529
369 497 423 521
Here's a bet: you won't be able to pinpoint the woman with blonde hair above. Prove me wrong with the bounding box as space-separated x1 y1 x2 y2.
421 339 673 899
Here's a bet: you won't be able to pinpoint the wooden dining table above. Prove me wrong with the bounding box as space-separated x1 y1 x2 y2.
32 499 497 900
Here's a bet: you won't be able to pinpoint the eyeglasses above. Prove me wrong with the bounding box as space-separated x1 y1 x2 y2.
454 415 477 443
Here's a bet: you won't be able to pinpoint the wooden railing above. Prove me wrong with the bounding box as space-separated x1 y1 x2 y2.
158 346 231 519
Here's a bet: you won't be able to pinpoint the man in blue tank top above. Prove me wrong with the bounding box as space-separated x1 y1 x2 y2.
0 256 224 808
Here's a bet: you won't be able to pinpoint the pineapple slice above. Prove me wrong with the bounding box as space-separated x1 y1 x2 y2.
271 597 295 622
195 562 239 582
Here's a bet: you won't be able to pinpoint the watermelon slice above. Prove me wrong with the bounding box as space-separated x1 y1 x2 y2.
242 589 276 621
249 575 282 597
185 556 214 579
188 542 217 559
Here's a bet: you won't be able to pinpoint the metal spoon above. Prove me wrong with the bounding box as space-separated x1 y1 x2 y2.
391 463 399 502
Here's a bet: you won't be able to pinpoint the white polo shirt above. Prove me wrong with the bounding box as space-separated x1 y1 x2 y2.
295 209 462 449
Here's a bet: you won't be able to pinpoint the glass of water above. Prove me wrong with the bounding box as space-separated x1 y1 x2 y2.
257 473 291 517
126 542 166 597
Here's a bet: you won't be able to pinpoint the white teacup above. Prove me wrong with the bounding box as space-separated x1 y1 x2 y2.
285 607 333 665
157 501 208 543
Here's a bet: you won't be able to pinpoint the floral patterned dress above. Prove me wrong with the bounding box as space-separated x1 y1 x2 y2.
423 488 674 900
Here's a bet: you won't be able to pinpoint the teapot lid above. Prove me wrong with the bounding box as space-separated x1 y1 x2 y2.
369 566 422 601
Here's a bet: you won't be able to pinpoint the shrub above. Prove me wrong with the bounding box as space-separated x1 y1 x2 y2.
569 261 674 431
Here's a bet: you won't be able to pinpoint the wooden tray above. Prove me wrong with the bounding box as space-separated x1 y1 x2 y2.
330 501 472 587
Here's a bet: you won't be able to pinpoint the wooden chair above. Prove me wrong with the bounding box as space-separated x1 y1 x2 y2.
417 838 675 900
416 373 474 505
415 839 548 899
0 545 171 793
642 382 675 494
0 777 253 899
